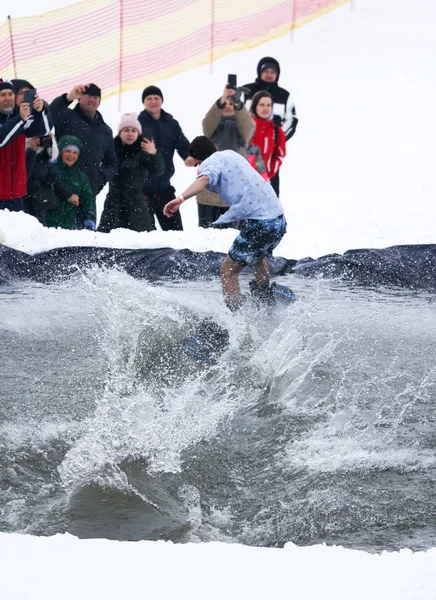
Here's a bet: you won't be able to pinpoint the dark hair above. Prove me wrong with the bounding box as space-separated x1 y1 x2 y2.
251 91 273 117
189 136 217 161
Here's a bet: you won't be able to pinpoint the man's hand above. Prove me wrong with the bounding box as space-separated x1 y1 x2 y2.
33 94 43 112
184 156 196 167
20 102 31 121
220 85 235 105
27 137 40 151
141 138 157 155
163 197 182 218
67 194 80 206
66 84 89 103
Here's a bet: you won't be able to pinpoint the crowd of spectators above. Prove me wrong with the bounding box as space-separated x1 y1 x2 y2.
0 56 297 233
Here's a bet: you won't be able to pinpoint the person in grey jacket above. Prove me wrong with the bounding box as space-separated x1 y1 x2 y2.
197 83 254 228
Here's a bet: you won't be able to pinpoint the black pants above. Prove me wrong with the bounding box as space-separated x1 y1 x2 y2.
270 172 280 197
145 186 183 231
198 204 229 228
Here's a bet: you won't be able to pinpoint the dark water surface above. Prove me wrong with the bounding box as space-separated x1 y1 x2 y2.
1 268 435 552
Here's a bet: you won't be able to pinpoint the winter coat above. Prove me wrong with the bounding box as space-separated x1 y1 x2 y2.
45 136 96 230
242 57 298 141
0 107 51 201
197 100 254 208
49 94 117 195
137 108 190 192
26 145 73 223
249 114 286 181
98 136 165 233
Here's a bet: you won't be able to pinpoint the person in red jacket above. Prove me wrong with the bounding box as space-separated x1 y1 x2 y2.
0 79 50 212
248 91 286 196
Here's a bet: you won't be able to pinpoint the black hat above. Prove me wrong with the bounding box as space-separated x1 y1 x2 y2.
83 83 101 97
11 79 35 93
189 136 217 161
0 78 14 93
141 85 164 102
259 61 278 73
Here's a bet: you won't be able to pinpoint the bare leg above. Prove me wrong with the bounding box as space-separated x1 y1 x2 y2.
220 255 245 311
253 258 270 287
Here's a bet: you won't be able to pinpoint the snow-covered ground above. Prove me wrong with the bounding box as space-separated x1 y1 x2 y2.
1 0 436 597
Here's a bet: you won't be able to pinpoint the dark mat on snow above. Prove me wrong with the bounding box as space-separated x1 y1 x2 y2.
0 243 435 292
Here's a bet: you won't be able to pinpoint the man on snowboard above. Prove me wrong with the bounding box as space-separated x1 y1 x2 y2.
163 136 286 311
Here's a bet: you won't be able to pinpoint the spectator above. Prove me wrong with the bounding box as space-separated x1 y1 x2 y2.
45 135 96 231
49 83 117 196
249 91 286 194
25 134 72 226
197 83 254 228
98 112 165 233
242 57 297 195
138 86 195 231
0 78 50 212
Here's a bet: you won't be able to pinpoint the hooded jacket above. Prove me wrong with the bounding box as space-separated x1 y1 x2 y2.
49 94 117 195
0 107 51 201
45 135 96 230
242 57 298 141
98 135 165 233
137 108 190 192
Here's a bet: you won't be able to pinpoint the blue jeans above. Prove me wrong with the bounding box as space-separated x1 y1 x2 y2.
229 214 286 266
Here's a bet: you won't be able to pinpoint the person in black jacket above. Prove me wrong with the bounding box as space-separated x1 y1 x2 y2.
49 83 117 196
242 57 298 196
138 86 195 231
25 134 73 226
98 113 165 233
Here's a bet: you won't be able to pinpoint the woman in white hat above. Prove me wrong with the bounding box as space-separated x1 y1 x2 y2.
98 113 164 233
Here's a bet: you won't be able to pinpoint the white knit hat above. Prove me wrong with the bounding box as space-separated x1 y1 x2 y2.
118 112 142 134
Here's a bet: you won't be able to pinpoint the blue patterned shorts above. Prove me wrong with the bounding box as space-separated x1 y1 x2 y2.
228 214 287 266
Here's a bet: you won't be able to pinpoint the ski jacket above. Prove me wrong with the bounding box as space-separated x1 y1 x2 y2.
98 135 165 233
137 108 190 193
49 94 117 195
198 100 255 208
0 107 51 201
45 135 96 230
242 56 298 141
249 115 286 181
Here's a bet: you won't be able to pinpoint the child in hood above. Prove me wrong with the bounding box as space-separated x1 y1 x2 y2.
45 135 96 230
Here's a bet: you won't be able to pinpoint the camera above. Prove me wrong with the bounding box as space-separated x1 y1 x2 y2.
40 135 53 149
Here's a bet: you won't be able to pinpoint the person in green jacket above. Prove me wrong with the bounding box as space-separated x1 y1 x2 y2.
45 135 96 230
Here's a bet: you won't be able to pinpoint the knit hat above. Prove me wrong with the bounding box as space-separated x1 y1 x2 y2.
259 61 278 73
118 112 142 134
0 78 14 93
61 144 80 154
256 56 280 79
141 85 163 102
11 79 35 94
189 136 217 161
83 83 101 97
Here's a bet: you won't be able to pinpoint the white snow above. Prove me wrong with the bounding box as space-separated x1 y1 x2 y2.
1 0 436 597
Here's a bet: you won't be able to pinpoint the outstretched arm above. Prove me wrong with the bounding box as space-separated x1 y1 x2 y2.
163 175 210 217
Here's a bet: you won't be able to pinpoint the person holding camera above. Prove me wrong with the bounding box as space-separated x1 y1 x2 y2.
196 81 254 228
0 78 51 212
50 83 117 197
98 113 165 233
25 134 74 226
